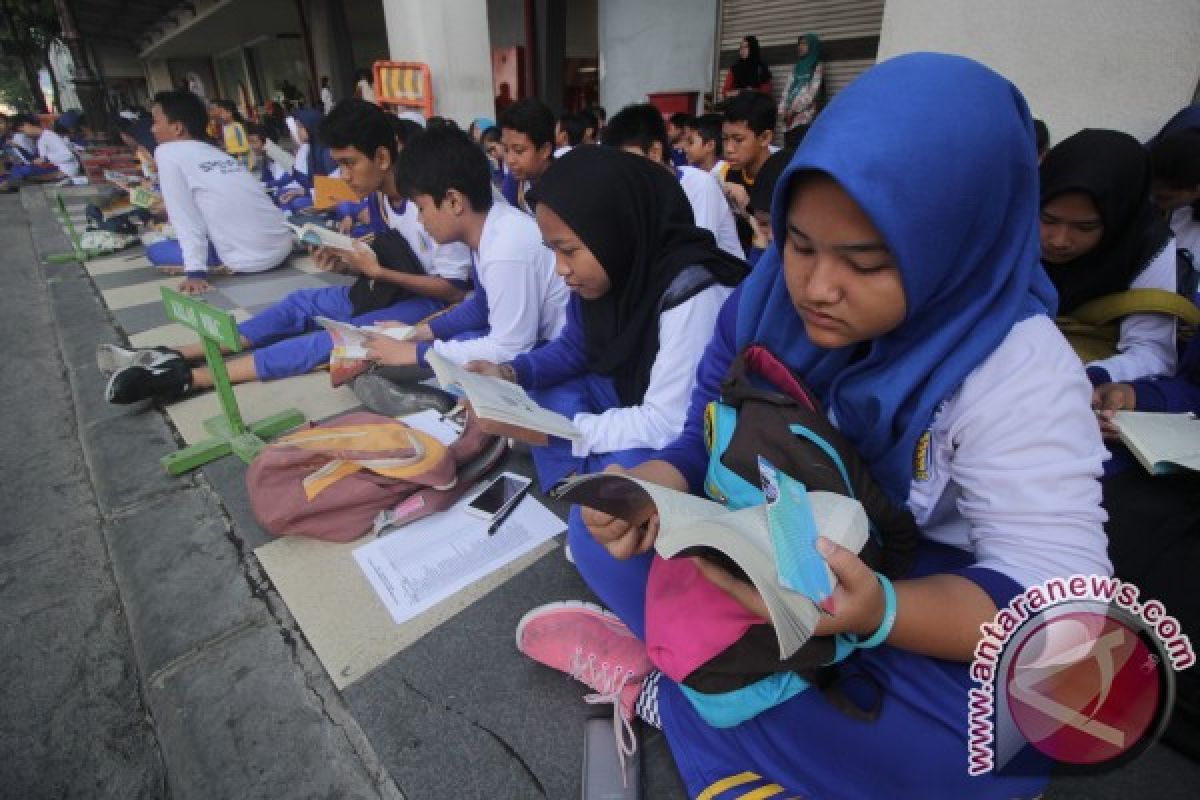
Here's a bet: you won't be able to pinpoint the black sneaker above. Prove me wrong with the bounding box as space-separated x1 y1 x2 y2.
96 344 184 377
105 358 192 404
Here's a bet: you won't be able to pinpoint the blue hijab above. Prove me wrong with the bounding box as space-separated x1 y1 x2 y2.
736 52 1056 504
293 108 336 178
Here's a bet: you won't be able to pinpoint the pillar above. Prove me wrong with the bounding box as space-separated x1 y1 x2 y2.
379 0 494 125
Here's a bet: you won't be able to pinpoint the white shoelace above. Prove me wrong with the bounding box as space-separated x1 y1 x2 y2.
569 647 639 786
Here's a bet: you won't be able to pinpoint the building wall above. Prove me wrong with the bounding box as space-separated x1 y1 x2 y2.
381 0 494 125
877 0 1200 144
598 0 718 114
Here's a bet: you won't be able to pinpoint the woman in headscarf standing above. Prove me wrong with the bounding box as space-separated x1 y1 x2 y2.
466 146 747 489
778 33 822 148
515 54 1111 799
1040 128 1179 386
722 36 773 100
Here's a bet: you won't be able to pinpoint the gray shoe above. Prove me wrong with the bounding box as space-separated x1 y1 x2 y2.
350 371 457 417
96 344 184 377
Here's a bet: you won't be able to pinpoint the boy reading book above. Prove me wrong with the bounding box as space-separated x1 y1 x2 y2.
101 99 470 405
359 127 568 372
498 98 556 214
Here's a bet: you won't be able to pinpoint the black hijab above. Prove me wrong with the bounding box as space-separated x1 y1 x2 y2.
529 147 748 405
731 36 771 90
1040 128 1173 314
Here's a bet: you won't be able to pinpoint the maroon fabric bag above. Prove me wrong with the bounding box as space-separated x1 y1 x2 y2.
246 409 504 541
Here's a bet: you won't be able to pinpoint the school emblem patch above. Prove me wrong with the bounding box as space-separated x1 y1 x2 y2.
913 430 932 481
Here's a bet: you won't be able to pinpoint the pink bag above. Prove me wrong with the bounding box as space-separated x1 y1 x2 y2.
247 409 505 541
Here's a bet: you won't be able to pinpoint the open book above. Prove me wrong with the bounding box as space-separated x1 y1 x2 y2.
1112 411 1200 474
264 139 295 172
552 472 869 659
287 222 359 252
315 316 414 360
426 350 582 446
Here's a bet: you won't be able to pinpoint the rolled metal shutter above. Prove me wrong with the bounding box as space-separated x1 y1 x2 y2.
715 0 884 109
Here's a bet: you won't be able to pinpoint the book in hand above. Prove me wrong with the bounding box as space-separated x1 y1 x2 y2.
1112 411 1200 474
287 222 359 252
425 350 582 446
264 139 295 172
551 469 869 660
315 316 415 360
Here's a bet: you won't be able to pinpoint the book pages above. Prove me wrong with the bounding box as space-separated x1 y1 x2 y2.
1113 411 1200 473
426 351 582 443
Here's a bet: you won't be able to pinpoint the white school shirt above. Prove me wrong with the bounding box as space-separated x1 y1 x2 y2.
155 140 293 274
291 143 310 176
36 129 82 178
553 145 573 158
12 131 35 161
709 160 728 179
320 87 334 113
380 197 472 281
1086 241 1178 383
431 202 569 365
907 315 1111 590
1169 206 1200 262
678 165 744 260
573 282 733 457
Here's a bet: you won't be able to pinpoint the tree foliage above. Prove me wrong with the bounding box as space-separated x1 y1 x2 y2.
0 0 62 111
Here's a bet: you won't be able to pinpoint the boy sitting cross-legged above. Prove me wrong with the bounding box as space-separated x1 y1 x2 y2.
140 90 293 294
100 98 471 405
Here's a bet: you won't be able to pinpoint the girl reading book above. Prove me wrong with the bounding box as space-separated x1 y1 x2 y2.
514 54 1111 799
1040 129 1181 385
466 146 747 489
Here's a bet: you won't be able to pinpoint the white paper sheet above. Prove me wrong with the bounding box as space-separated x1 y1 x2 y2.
400 409 462 444
353 495 566 624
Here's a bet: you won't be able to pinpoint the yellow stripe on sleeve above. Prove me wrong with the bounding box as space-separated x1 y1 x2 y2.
697 772 762 800
738 784 785 800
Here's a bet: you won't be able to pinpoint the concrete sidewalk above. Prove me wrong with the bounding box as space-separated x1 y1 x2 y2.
4 186 1199 799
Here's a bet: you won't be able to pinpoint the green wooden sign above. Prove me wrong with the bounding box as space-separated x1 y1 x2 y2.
161 288 243 352
158 288 304 474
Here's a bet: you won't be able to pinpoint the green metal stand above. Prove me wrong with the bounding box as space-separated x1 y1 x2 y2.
158 289 305 475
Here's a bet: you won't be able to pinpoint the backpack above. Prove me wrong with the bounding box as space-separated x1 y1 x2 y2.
1056 288 1200 364
346 228 428 316
246 408 506 541
644 345 919 713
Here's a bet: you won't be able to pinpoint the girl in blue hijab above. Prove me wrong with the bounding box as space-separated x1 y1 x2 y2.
516 53 1112 799
277 108 337 211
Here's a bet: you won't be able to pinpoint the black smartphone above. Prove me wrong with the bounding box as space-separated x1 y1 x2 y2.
466 472 532 519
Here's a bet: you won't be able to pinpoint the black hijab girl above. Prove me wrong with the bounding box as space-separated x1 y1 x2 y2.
727 36 772 95
491 146 747 489
1040 128 1173 314
531 146 748 405
1040 128 1181 384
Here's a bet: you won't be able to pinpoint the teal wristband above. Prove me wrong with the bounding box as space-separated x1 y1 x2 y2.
848 572 896 649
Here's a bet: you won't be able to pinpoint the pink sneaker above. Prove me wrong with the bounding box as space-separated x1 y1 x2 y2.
516 601 651 777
